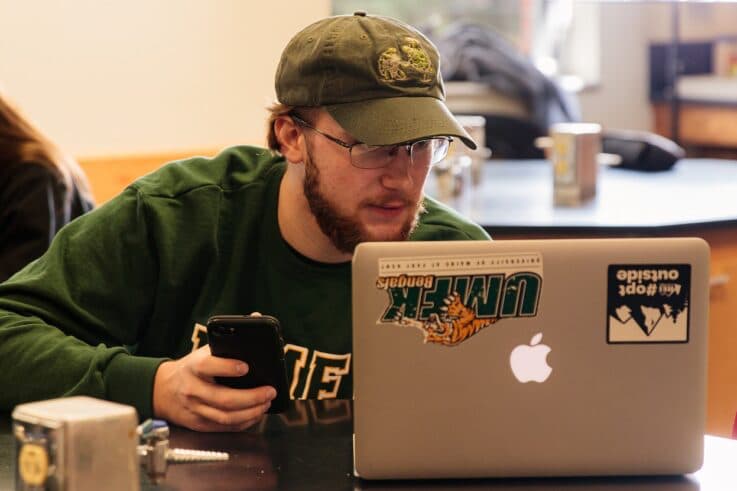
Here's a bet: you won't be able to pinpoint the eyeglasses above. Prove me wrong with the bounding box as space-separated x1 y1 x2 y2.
290 113 452 170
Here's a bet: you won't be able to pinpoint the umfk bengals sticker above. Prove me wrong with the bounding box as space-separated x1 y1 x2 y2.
607 264 690 343
376 253 543 346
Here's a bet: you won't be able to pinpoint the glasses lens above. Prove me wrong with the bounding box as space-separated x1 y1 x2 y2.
412 138 450 166
351 138 451 169
351 144 396 169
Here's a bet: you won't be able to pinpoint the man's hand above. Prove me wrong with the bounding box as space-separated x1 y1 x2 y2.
153 345 277 432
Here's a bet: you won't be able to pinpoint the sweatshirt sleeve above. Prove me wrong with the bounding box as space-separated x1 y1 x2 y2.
0 186 167 419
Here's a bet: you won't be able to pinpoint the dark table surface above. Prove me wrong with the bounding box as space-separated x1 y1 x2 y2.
426 159 737 235
4 400 737 490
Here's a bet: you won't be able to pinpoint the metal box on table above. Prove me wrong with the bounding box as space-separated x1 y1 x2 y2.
12 396 139 491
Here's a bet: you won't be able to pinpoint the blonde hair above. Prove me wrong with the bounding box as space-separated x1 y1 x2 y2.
265 102 322 153
266 102 294 152
0 91 93 205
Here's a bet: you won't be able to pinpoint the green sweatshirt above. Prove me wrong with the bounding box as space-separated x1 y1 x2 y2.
0 146 489 418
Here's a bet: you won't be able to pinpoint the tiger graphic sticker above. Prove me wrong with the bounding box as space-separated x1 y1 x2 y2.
376 252 543 346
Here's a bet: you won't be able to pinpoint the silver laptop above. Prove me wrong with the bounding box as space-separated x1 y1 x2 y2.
352 238 709 479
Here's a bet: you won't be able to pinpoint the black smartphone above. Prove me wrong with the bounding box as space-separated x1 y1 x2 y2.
206 314 290 413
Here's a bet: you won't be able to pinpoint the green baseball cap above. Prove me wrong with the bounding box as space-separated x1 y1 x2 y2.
275 11 477 150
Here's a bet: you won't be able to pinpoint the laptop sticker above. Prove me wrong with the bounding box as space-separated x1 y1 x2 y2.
607 264 691 343
376 253 543 346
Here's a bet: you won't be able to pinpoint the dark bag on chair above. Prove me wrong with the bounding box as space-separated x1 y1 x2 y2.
602 129 684 172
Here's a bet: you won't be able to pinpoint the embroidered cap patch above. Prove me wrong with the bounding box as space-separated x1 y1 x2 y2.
378 37 434 83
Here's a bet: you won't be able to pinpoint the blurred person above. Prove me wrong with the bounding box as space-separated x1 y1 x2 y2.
0 91 94 281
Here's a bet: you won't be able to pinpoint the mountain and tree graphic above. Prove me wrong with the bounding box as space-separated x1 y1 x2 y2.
607 264 690 343
613 299 688 337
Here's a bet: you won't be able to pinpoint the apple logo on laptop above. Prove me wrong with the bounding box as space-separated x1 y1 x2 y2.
510 333 552 383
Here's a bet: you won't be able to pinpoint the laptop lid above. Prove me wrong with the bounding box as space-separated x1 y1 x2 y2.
352 238 709 479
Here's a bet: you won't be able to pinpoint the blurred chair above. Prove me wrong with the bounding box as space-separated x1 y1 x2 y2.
432 22 579 159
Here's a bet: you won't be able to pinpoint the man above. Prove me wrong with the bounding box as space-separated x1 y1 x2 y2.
0 12 489 432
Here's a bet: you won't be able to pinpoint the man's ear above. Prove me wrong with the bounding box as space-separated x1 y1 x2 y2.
274 116 304 164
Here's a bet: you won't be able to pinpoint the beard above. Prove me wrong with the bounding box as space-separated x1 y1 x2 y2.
302 148 425 254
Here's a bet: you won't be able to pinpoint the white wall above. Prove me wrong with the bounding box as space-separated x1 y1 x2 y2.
0 0 330 157
576 2 663 132
3 1 734 157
